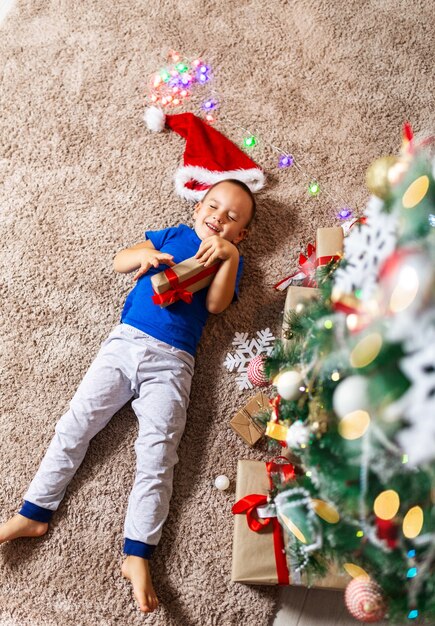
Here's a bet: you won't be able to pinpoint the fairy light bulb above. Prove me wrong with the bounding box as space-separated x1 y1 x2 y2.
173 98 180 105
192 59 201 67
150 94 158 102
160 70 171 82
206 114 214 123
180 89 188 97
202 99 217 110
244 136 257 148
338 207 353 220
175 62 188 73
279 154 294 168
308 181 320 196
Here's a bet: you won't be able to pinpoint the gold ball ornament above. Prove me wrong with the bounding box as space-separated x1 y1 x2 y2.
366 156 399 199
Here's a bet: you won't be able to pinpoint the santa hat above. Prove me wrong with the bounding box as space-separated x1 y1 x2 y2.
144 106 266 202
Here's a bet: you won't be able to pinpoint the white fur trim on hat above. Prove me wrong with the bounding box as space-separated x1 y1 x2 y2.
174 165 266 201
144 106 166 132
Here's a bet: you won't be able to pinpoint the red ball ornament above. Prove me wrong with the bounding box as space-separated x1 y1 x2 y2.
247 355 269 387
345 577 387 623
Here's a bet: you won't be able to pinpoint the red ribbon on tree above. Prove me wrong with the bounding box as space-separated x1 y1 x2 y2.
231 458 295 584
151 263 219 306
375 517 398 549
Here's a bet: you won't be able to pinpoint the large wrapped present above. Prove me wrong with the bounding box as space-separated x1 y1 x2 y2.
315 226 344 268
282 286 320 341
231 459 347 588
230 392 269 447
151 256 220 308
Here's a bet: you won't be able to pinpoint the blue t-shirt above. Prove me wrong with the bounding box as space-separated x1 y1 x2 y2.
120 224 244 356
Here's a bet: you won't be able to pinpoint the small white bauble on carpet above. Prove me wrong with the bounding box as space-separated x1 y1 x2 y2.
214 475 230 490
276 370 303 401
332 375 370 419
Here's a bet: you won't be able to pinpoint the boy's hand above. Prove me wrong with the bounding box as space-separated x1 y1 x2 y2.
132 249 175 281
194 236 238 267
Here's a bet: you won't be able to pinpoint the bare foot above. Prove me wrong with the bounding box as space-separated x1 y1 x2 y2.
121 555 159 613
0 513 48 544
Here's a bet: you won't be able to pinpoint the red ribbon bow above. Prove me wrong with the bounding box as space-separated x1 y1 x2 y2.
151 264 219 306
231 458 295 584
274 243 317 290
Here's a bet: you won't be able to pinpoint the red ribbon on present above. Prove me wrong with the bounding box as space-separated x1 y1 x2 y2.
274 243 317 290
231 458 295 585
315 254 342 268
151 263 219 306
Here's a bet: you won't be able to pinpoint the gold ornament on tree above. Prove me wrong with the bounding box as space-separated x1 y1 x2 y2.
365 155 399 199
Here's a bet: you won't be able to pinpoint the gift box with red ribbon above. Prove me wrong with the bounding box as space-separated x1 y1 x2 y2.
231 459 347 588
274 226 344 292
150 256 220 308
315 226 344 268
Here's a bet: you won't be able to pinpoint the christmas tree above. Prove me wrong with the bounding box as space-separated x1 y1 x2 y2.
261 132 435 623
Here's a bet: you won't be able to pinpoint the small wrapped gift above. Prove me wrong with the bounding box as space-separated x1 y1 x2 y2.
231 459 347 588
315 226 344 268
151 256 220 308
282 286 320 341
230 392 269 447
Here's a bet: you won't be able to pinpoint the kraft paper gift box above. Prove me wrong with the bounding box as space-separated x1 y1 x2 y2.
315 226 344 268
230 392 269 447
282 286 321 341
150 256 220 308
231 459 347 588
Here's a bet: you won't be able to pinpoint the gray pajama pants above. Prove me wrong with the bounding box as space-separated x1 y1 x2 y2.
19 322 195 559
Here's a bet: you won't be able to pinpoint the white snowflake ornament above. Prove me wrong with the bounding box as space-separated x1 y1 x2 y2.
224 328 275 390
334 196 399 300
385 341 435 466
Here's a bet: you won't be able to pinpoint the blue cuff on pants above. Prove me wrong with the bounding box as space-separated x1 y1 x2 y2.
124 538 156 559
19 500 53 523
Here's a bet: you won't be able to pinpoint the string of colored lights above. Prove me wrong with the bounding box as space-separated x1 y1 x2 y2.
146 50 355 220
215 107 354 218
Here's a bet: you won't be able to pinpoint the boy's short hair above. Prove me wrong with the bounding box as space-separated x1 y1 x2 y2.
202 179 256 227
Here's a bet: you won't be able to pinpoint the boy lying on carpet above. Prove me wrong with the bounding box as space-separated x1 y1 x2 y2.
0 176 257 614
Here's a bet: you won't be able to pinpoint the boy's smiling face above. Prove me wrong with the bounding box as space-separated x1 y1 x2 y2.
193 181 253 244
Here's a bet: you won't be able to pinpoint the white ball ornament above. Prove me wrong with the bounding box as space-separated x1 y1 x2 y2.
276 370 304 401
214 475 230 490
332 375 370 419
286 421 310 448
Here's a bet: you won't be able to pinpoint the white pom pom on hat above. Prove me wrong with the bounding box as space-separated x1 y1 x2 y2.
143 106 266 202
144 106 166 132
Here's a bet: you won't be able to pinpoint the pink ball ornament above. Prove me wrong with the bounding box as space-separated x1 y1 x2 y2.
247 355 269 387
345 577 387 623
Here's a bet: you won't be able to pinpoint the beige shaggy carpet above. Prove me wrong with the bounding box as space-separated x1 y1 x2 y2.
1 1 433 625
